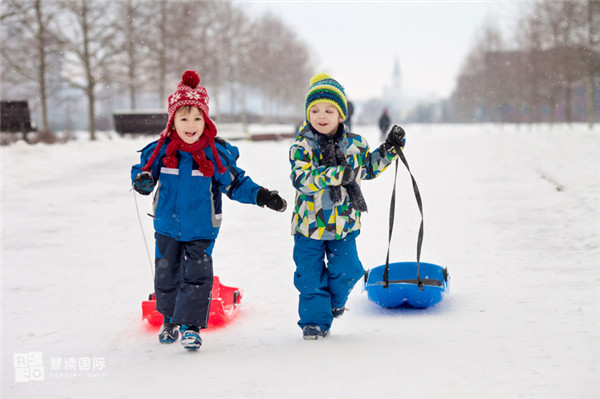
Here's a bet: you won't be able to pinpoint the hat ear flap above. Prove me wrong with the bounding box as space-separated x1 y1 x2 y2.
141 129 169 172
202 114 217 139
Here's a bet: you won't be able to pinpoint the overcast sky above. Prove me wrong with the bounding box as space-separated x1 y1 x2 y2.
239 1 525 102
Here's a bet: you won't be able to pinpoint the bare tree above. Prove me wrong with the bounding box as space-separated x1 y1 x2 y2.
584 0 600 127
533 0 588 124
247 13 312 123
210 2 250 122
0 0 61 136
148 0 171 104
1 0 315 134
478 20 505 122
515 7 545 124
450 0 598 124
194 1 236 122
57 0 120 140
451 22 501 122
142 0 213 107
451 51 485 122
112 0 155 109
226 5 254 126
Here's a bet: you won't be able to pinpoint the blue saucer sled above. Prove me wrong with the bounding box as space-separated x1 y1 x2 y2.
364 262 449 308
363 138 450 309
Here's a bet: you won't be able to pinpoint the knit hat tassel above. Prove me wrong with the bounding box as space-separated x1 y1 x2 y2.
209 141 227 174
141 129 169 172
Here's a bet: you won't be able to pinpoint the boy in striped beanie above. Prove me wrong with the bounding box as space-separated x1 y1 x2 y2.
289 73 406 340
131 70 287 351
304 73 348 127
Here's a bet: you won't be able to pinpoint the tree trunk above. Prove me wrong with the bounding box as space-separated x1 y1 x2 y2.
157 0 168 104
81 0 96 140
35 0 49 133
587 66 595 129
587 0 596 128
240 84 248 132
565 79 573 124
87 84 96 140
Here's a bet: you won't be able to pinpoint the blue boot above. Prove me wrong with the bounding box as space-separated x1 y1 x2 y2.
332 307 348 319
302 325 330 340
158 323 180 344
181 325 202 350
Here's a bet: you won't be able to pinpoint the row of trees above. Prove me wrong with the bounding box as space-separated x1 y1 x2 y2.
448 0 599 126
0 0 312 140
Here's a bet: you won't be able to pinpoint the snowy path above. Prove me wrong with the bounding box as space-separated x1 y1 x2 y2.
2 124 599 398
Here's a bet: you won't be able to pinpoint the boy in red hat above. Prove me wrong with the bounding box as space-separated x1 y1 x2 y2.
131 70 286 350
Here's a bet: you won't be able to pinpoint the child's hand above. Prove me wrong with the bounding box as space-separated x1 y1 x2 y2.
385 125 406 151
257 188 287 212
133 171 156 195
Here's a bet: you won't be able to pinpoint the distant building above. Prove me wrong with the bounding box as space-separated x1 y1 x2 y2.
382 56 403 122
357 57 404 125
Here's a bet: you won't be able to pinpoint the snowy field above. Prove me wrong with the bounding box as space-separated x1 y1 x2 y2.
2 123 599 398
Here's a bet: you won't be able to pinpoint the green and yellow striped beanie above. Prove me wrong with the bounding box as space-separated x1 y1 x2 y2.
305 73 348 122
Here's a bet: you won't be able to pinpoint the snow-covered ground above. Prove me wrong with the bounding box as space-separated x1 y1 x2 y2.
2 123 599 398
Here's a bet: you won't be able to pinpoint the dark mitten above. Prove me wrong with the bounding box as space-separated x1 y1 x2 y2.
385 125 406 151
257 188 287 212
341 166 356 185
133 171 156 195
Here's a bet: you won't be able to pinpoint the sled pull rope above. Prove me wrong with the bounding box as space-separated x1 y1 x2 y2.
132 188 155 282
383 144 425 291
382 159 398 288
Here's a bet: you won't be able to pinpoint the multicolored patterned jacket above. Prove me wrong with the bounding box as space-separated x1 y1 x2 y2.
289 123 396 240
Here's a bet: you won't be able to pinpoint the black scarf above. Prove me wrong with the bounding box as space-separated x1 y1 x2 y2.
315 125 367 212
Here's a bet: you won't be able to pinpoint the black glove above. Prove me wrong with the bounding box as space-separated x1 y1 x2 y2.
385 125 406 151
257 188 287 212
133 171 156 195
340 166 356 185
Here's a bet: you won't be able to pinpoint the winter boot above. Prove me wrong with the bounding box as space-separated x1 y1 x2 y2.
332 307 348 318
181 325 202 350
158 323 180 344
302 325 330 340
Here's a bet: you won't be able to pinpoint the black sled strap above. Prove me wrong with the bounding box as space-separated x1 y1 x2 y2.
375 278 442 287
382 144 425 291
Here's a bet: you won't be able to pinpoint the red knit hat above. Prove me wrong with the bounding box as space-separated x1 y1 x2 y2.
141 70 226 176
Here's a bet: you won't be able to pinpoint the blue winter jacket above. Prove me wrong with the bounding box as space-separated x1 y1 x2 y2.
131 138 262 242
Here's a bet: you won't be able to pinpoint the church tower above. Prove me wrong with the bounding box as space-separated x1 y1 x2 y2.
383 56 402 120
391 56 402 100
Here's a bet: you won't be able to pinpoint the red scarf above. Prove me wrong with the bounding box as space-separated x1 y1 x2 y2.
142 128 226 177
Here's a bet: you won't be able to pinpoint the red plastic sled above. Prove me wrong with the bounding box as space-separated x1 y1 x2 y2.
142 276 243 329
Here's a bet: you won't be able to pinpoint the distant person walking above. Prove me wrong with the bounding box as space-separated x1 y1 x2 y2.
379 108 391 139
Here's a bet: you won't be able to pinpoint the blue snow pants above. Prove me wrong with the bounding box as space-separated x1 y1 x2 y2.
154 233 215 328
293 231 365 331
